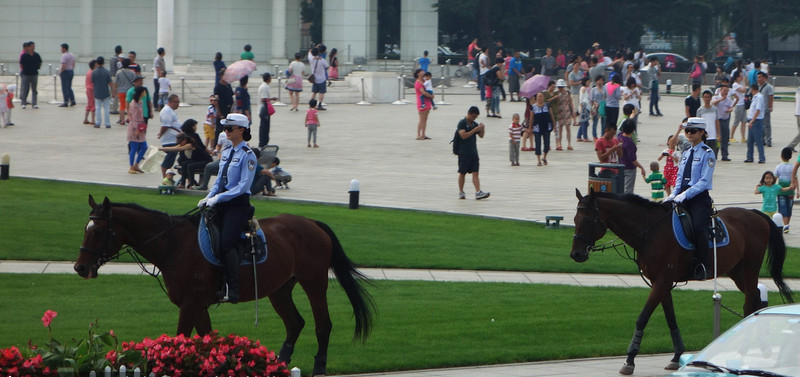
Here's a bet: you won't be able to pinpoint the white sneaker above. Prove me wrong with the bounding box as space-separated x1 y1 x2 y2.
458 191 465 200
475 191 490 200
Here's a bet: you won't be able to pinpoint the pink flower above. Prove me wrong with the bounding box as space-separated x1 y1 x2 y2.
41 310 57 328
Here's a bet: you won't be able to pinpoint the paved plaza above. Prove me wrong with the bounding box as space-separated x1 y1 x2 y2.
1 75 800 377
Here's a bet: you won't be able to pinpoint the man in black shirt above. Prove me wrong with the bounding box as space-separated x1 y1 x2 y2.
684 83 701 118
213 69 234 147
18 41 42 109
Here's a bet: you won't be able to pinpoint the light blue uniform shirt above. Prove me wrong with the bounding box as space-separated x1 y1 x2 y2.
674 142 715 199
208 141 257 202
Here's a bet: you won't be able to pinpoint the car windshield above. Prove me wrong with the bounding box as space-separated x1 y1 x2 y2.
688 314 800 376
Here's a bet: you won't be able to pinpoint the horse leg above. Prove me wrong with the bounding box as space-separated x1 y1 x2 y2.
177 304 198 336
728 264 762 315
300 281 332 376
661 291 685 370
267 279 305 365
620 281 670 375
194 308 213 336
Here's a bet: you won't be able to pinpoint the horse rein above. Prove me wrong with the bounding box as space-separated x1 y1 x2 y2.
575 198 674 257
81 206 201 271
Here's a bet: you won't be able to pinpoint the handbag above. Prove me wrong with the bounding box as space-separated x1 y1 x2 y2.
266 100 275 116
598 100 606 117
287 76 297 85
307 60 317 84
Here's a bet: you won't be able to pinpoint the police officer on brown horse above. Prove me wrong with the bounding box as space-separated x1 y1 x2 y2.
198 113 257 303
665 117 716 280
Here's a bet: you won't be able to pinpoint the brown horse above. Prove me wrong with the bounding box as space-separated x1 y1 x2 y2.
571 189 793 375
75 195 375 376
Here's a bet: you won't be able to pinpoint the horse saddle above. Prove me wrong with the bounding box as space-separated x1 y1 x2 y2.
672 205 729 250
198 207 268 267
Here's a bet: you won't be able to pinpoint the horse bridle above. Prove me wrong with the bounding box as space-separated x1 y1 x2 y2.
573 198 606 252
80 212 118 267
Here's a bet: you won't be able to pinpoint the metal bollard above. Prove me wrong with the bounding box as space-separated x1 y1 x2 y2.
0 63 4 75
437 65 446 88
356 77 371 105
14 73 20 102
384 56 388 71
392 76 405 105
401 74 410 103
712 292 721 339
291 367 301 377
666 79 672 94
358 65 362 71
119 365 126 377
348 179 360 209
437 76 450 106
178 77 191 107
48 63 52 76
400 64 404 78
446 59 451 77
49 69 60 104
274 64 279 77
273 76 286 106
1 153 10 180
683 84 688 94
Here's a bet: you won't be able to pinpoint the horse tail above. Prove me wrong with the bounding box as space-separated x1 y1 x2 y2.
314 220 376 343
754 210 794 303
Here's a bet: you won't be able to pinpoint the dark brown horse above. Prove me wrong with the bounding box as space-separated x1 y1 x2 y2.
571 189 793 375
75 196 375 376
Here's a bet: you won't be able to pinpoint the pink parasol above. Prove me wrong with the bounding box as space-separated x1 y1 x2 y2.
222 60 257 83
519 74 551 99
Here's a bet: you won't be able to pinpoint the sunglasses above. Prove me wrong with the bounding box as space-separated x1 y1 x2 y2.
223 125 239 133
684 128 702 134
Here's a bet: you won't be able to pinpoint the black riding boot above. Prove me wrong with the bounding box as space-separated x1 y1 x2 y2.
218 250 240 303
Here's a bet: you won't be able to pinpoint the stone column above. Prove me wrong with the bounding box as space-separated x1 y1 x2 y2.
157 0 175 70
284 0 301 62
80 0 93 59
174 0 190 64
323 0 377 63
270 0 287 64
400 0 438 64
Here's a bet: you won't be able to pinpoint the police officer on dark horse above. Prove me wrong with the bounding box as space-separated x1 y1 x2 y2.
665 117 716 280
198 113 258 303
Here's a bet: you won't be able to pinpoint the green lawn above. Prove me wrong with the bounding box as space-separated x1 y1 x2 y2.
0 274 754 375
2 178 799 277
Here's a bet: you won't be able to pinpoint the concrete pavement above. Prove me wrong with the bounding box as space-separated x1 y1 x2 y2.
2 73 800 377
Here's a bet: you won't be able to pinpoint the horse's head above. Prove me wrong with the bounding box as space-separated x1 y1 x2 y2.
75 195 124 279
571 188 608 262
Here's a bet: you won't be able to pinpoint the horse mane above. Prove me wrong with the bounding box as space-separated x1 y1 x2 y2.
110 202 201 225
592 191 671 210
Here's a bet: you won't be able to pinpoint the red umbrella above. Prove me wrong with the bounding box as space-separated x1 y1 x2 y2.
519 74 550 99
222 60 257 83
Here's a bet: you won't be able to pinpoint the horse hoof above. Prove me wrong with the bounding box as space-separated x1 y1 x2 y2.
665 361 680 370
619 363 635 375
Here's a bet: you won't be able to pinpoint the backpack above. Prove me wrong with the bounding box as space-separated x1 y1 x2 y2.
451 129 461 155
484 67 498 87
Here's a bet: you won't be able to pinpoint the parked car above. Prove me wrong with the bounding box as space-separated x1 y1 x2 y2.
646 52 689 71
667 303 800 377
437 45 459 56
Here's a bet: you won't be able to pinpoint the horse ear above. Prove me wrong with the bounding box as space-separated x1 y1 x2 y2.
88 194 96 208
575 188 583 200
102 197 111 212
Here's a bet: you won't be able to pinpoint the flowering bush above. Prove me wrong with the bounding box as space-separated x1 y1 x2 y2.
0 310 288 377
121 332 289 377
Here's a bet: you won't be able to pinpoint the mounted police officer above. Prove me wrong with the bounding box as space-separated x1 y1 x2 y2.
666 117 716 280
198 113 257 303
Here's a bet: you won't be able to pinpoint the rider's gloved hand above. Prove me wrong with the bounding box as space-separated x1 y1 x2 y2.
206 196 219 208
197 197 209 208
674 192 687 203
